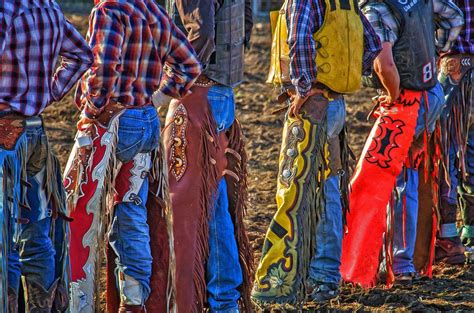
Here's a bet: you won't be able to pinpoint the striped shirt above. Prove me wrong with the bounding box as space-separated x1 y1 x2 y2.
362 0 464 47
451 0 474 54
0 0 93 116
76 0 202 118
287 0 382 97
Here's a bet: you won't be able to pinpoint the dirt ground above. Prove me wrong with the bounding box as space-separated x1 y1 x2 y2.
44 15 474 312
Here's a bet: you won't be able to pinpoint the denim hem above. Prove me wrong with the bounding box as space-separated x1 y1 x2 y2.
393 265 416 275
307 274 341 285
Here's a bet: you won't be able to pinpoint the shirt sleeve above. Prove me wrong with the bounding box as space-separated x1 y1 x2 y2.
362 4 399 44
174 0 216 67
159 10 202 99
360 12 382 75
81 7 124 118
287 0 318 97
51 19 93 102
0 0 15 56
433 0 464 29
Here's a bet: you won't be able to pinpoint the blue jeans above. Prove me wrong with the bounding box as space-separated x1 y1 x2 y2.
393 82 445 274
108 106 159 302
8 125 56 292
206 86 242 312
308 98 346 285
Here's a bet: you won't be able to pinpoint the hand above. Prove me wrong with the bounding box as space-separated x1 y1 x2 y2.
288 87 324 118
441 26 463 52
378 89 400 106
77 116 95 131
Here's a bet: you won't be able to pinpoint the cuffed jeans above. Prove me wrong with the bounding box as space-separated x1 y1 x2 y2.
206 86 243 313
308 98 346 285
108 106 160 302
393 82 445 274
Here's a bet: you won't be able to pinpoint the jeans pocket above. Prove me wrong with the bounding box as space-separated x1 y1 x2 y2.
208 88 235 132
117 130 145 163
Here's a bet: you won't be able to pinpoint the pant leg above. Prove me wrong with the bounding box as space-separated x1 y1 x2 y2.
308 175 343 284
308 98 345 285
439 139 460 237
206 179 243 312
461 125 474 246
108 106 159 304
206 86 242 312
109 175 152 302
19 128 55 290
393 169 419 274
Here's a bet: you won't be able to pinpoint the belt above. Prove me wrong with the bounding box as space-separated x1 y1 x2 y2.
0 113 42 128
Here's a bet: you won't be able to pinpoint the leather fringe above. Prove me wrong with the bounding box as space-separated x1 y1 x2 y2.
225 119 254 313
192 110 220 313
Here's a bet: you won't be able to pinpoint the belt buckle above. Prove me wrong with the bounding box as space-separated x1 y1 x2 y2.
24 117 42 128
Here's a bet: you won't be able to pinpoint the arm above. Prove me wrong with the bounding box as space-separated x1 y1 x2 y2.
174 0 215 66
81 7 124 118
0 0 15 56
52 19 93 102
433 0 464 52
287 0 325 116
158 11 202 100
374 42 400 103
360 13 382 75
287 0 319 98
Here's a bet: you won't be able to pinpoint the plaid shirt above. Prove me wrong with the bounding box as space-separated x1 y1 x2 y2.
452 0 474 54
0 0 93 116
76 0 201 118
362 0 464 47
286 0 382 97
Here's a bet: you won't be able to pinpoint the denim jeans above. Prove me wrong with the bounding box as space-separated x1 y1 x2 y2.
439 80 474 243
206 86 242 312
8 125 56 292
393 82 445 274
308 98 346 285
108 106 159 302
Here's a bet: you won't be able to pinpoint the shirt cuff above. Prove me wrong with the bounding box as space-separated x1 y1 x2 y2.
292 73 313 98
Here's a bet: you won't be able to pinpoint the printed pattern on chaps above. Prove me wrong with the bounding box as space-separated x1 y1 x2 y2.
114 153 152 205
366 116 406 169
170 104 188 181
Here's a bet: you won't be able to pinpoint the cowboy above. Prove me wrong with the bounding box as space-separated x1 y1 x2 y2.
437 0 474 265
0 0 93 311
163 1 254 312
341 0 463 287
252 0 381 307
66 0 201 312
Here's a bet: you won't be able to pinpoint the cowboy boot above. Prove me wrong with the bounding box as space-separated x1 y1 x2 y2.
22 277 58 313
8 287 18 313
118 272 146 313
52 279 68 312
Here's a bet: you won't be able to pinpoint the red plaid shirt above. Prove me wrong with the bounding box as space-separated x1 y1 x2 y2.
76 0 201 118
0 0 93 116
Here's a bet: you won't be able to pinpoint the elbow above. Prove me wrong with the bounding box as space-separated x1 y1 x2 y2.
374 60 396 77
